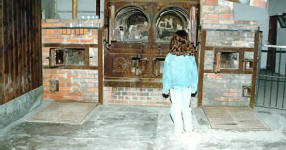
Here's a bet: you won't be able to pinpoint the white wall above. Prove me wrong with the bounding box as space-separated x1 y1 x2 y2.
233 3 269 68
269 0 286 75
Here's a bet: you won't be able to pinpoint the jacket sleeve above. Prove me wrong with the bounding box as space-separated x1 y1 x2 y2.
190 56 198 93
162 54 171 94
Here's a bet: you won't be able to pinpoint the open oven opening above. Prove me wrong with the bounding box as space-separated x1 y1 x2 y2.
114 6 149 42
155 7 190 42
220 51 239 69
49 48 88 68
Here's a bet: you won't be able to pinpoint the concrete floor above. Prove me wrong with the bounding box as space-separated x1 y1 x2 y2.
0 102 286 150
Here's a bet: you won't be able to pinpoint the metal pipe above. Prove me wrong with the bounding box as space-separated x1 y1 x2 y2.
264 45 286 48
72 0 78 19
275 48 282 108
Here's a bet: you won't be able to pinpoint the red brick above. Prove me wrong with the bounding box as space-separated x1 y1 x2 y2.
114 100 126 104
75 29 80 35
70 92 82 96
220 14 233 20
92 29 98 34
43 39 63 43
88 88 98 92
251 0 267 8
67 74 78 78
44 91 51 94
209 73 223 79
84 29 88 34
219 20 234 24
59 87 72 91
88 79 98 82
208 14 218 19
67 39 80 43
214 97 228 101
223 93 238 97
63 95 84 100
80 39 94 43
234 21 250 24
229 97 241 101
106 99 114 104
80 29 84 35
57 35 65 40
57 70 69 74
42 23 52 27
204 19 219 24
66 29 71 35
229 89 239 92
51 74 66 78
45 35 58 39
43 81 49 86
204 0 218 5
49 95 64 100
59 82 65 86
49 69 58 74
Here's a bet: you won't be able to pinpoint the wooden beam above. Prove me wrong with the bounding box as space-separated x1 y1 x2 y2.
96 0 100 17
267 16 278 71
226 0 240 3
0 0 4 105
98 29 103 104
250 31 260 108
198 30 206 107
72 0 78 19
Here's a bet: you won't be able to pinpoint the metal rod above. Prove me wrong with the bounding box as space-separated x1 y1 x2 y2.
269 68 274 107
203 28 259 32
282 51 286 109
256 42 262 107
275 48 282 107
264 45 286 48
263 73 267 106
258 74 286 79
256 105 286 110
259 79 286 82
72 0 78 19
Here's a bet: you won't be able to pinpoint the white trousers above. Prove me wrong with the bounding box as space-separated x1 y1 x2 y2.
170 87 193 133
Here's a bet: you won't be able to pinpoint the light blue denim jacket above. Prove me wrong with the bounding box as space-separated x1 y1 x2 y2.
162 53 198 94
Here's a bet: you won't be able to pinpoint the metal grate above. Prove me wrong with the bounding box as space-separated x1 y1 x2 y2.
256 45 286 110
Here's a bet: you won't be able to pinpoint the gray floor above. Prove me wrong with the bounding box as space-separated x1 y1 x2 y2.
0 102 286 150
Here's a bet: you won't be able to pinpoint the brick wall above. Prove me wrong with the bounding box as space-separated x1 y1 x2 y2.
201 0 259 30
42 19 99 103
202 73 252 106
43 69 98 102
104 87 170 106
199 0 259 107
42 20 98 44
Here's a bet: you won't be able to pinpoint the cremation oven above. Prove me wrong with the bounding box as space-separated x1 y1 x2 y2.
104 0 199 87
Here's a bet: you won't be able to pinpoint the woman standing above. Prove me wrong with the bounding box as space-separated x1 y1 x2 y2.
162 30 198 135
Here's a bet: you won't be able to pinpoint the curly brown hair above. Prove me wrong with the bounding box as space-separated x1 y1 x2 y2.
169 30 196 56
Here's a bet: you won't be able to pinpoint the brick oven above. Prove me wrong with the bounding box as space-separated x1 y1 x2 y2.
198 29 260 108
42 21 101 103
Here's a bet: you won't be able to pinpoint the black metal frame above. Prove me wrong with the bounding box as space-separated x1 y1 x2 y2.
256 46 286 110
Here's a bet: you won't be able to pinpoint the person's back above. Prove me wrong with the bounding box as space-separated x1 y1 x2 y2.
163 53 197 94
162 30 198 135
